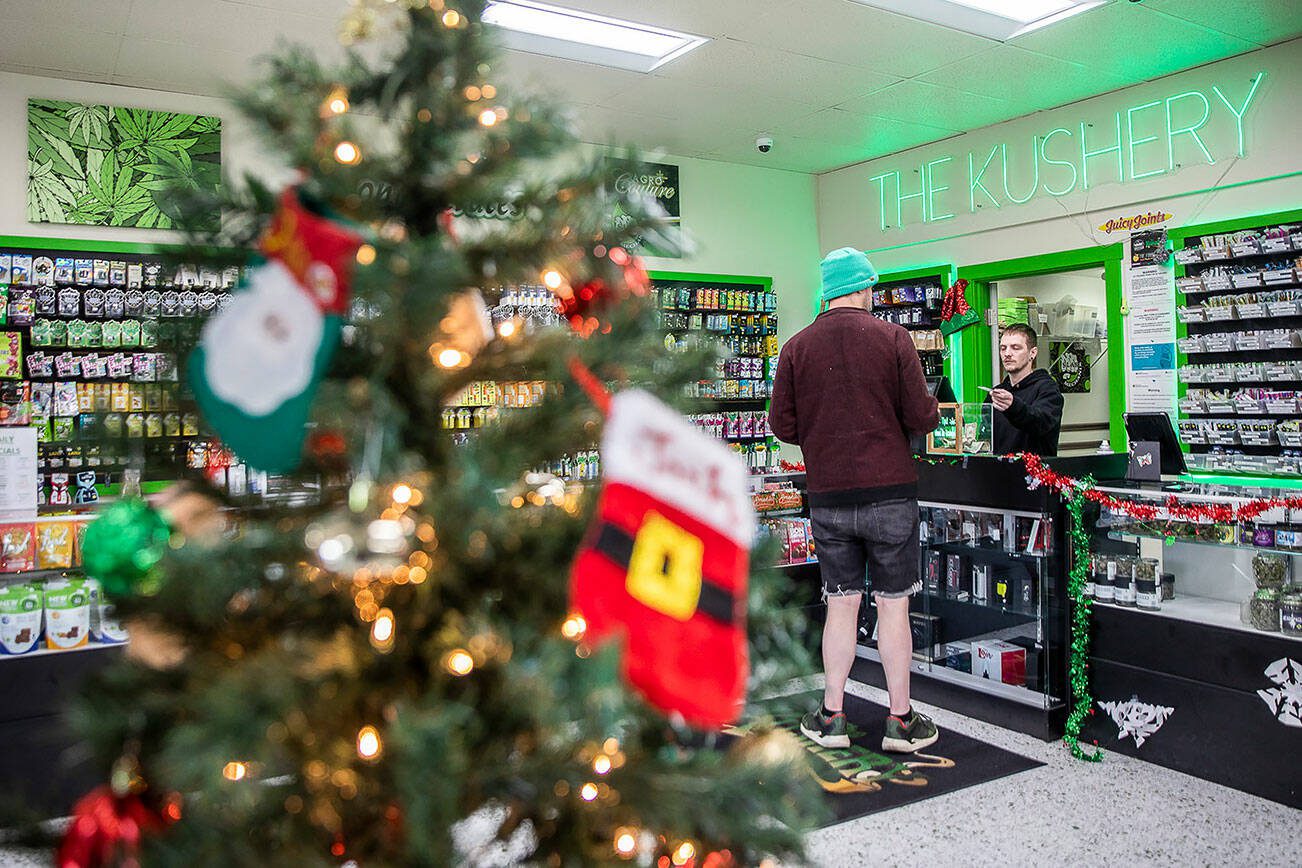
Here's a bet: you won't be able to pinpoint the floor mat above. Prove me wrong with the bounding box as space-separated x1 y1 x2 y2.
748 693 1045 827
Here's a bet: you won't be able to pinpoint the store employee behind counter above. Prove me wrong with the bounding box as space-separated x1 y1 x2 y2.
984 323 1064 457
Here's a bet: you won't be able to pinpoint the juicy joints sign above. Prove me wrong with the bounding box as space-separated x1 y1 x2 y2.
867 72 1266 231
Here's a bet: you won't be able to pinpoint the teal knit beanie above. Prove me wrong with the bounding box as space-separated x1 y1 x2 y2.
820 247 879 303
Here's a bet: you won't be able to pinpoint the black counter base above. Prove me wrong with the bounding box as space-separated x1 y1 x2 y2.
849 653 1065 742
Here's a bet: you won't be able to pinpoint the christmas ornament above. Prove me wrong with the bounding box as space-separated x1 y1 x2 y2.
556 278 616 336
1096 696 1175 747
570 388 754 728
82 498 171 599
56 785 168 868
938 278 980 336
189 187 363 473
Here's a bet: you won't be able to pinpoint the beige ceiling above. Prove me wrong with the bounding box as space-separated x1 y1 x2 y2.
2 0 1299 174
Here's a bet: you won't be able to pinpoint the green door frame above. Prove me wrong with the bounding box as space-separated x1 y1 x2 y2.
647 269 772 290
956 243 1126 451
874 263 958 383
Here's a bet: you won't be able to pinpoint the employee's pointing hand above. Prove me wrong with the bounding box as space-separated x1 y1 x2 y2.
990 388 1013 411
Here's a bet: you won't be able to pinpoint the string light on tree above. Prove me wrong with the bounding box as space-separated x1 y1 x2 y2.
357 725 383 761
542 269 564 290
443 649 474 676
356 244 377 265
560 614 586 640
222 762 249 782
334 141 362 165
322 87 350 116
614 829 638 858
579 783 599 802
672 841 696 866
370 608 395 652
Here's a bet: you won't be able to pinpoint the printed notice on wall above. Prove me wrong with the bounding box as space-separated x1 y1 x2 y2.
1124 233 1177 417
0 427 37 523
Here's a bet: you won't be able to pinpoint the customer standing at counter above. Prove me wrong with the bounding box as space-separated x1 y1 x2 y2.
770 247 941 753
986 323 1064 456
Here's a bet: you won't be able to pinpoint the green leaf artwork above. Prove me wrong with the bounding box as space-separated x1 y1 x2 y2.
26 98 221 230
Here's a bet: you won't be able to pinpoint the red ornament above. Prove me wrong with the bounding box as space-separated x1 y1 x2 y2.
557 278 616 337
57 786 169 868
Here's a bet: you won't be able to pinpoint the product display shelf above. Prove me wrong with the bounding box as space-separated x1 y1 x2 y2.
871 273 947 378
1080 477 1302 807
651 273 781 473
1174 218 1302 476
849 455 1127 740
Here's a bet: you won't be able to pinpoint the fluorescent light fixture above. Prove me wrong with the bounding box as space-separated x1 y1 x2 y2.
848 0 1108 41
483 1 709 73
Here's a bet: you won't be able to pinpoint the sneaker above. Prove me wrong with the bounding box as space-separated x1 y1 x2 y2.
799 708 850 748
882 709 939 753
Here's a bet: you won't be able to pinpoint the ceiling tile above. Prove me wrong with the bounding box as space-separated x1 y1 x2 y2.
1142 0 1302 46
651 38 901 106
225 0 351 16
570 104 743 157
0 21 121 78
496 51 648 106
599 74 828 139
918 44 1130 114
1015 1 1259 83
125 0 336 58
769 108 960 165
112 39 251 97
0 0 132 35
725 0 997 78
526 0 786 39
836 80 1015 133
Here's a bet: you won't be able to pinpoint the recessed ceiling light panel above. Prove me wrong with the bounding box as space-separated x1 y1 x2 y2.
848 0 1109 41
483 1 710 72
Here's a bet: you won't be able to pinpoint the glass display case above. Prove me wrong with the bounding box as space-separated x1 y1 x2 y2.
927 402 993 455
1088 483 1302 639
858 498 1063 713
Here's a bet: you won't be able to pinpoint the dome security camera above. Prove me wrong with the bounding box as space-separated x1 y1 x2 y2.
756 135 773 154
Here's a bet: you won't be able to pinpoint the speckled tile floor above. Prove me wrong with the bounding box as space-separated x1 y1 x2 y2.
2 676 1293 867
804 679 1297 867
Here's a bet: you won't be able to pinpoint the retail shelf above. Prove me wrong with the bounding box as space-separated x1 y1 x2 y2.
855 645 1059 708
1 568 87 584
756 507 805 517
1106 529 1302 559
1091 593 1302 643
0 641 126 662
773 560 818 570
919 589 1046 620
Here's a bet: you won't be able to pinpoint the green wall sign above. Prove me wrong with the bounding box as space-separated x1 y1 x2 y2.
867 72 1265 231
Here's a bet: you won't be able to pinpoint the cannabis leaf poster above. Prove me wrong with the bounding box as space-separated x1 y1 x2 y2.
27 98 221 230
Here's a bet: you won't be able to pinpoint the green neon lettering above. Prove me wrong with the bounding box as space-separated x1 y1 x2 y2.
968 147 1001 212
1038 127 1077 197
926 156 954 221
868 171 897 230
1212 71 1265 158
1080 113 1123 190
1001 137 1039 205
897 167 928 225
1127 100 1165 179
1164 91 1214 170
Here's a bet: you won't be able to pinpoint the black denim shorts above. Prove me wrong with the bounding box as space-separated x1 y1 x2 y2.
810 498 921 599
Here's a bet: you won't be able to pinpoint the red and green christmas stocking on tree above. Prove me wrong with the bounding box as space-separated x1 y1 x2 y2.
569 388 755 729
189 188 363 473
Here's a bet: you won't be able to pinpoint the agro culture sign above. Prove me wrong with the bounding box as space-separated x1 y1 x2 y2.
866 72 1265 231
612 160 681 259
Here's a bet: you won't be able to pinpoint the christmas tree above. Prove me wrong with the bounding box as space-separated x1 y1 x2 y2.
58 2 822 865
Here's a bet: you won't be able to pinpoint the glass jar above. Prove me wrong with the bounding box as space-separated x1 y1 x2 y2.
1113 555 1137 607
1252 553 1289 590
1095 555 1116 603
1135 558 1161 610
1245 588 1281 632
1279 588 1302 637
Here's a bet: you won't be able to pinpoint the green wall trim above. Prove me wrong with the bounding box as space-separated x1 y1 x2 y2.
953 243 1125 449
647 269 772 289
874 263 954 285
0 233 174 255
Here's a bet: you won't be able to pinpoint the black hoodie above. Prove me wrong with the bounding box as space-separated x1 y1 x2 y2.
985 368 1064 456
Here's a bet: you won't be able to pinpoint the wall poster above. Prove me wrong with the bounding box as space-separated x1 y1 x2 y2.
27 99 221 230
610 159 681 258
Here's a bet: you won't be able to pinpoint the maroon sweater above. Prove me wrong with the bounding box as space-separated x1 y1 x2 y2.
769 307 940 505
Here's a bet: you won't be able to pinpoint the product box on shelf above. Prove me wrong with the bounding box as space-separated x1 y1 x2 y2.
972 639 1026 687
0 582 42 655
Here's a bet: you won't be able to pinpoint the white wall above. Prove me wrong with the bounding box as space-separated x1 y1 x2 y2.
816 39 1302 272
636 154 821 350
0 70 290 245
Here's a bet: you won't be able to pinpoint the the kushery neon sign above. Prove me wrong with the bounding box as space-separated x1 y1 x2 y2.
867 72 1265 231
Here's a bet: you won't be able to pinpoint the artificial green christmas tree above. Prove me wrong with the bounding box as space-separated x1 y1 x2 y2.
60 2 822 865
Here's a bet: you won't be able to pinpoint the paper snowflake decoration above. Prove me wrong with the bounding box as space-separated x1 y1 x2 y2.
1097 696 1175 747
1256 657 1302 728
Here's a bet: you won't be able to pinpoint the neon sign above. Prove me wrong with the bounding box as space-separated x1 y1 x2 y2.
867 72 1265 231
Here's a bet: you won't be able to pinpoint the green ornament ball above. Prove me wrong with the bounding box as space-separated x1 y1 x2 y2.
82 498 172 598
